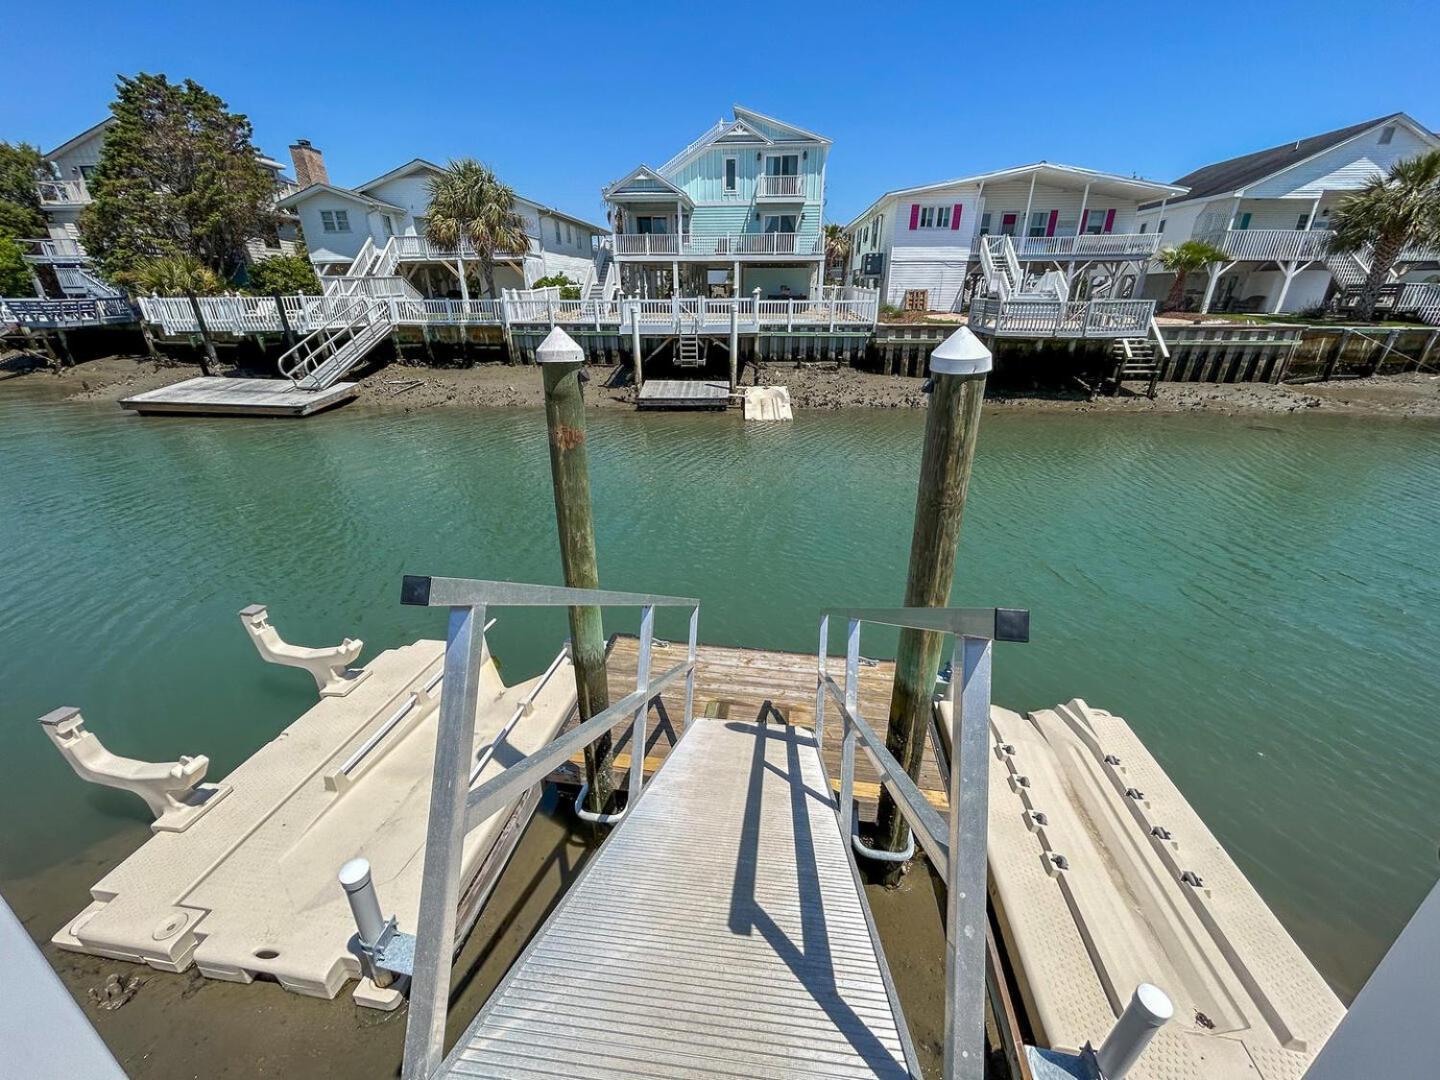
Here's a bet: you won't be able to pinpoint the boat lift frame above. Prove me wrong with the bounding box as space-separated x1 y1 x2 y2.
816 606 1030 1080
393 575 700 1080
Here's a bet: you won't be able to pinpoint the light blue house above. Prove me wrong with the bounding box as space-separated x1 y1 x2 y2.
602 106 829 299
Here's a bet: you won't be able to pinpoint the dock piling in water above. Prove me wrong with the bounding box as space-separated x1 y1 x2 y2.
876 328 992 866
538 328 615 814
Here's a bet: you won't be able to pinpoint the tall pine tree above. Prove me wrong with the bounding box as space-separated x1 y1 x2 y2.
81 74 278 282
0 141 47 240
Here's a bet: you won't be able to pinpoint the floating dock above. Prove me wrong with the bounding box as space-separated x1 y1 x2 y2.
120 376 358 417
635 378 732 409
981 698 1346 1079
51 636 575 1007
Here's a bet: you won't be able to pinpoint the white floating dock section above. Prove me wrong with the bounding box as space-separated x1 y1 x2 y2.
120 376 358 417
743 384 794 421
53 641 576 1006
439 718 915 1078
980 698 1346 1079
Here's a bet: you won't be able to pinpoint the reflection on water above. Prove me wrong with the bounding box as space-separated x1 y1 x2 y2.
2 388 1439 1055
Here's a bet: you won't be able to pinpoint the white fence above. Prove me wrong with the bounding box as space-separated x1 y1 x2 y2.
968 297 1155 338
137 285 880 336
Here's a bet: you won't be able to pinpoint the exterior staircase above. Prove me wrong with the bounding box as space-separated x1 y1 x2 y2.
277 298 392 391
674 335 704 368
586 245 615 300
1325 248 1369 288
1107 321 1168 399
980 235 1022 299
55 266 124 300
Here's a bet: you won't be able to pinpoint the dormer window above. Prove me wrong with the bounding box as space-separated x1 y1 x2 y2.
1379 125 1396 145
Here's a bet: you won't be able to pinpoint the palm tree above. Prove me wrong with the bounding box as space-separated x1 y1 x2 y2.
1330 150 1440 322
125 254 222 296
1157 240 1230 312
823 223 851 281
426 159 531 301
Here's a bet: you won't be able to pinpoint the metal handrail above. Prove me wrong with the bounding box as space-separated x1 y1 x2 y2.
394 575 700 1080
815 605 1029 1080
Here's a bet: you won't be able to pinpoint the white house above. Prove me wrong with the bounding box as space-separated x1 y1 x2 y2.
844 163 1186 312
277 145 606 298
601 105 830 300
1135 113 1440 313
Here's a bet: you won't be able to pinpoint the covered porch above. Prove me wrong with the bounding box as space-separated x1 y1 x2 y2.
617 261 822 301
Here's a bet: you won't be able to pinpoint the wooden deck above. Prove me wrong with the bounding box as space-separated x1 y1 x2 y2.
120 377 359 417
635 379 732 410
549 636 950 822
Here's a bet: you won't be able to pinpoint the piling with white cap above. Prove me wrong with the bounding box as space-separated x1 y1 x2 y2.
874 326 993 873
339 857 386 948
1096 983 1174 1078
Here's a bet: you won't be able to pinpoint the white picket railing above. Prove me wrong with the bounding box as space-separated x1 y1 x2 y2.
1197 228 1333 262
757 174 805 198
968 297 1154 338
390 235 536 261
1015 233 1162 259
36 179 90 205
612 233 822 257
346 237 377 278
26 238 88 260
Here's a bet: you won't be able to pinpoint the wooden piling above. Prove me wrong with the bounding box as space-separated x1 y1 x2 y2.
186 290 219 377
875 329 991 868
274 292 297 350
538 329 615 815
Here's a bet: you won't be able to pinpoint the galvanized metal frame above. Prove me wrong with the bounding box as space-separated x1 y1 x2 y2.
397 576 700 1080
815 605 1028 1080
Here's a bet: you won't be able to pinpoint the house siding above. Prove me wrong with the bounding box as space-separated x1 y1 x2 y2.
1246 123 1434 198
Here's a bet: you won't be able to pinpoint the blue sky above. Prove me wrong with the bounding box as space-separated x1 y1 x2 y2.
5 0 1437 226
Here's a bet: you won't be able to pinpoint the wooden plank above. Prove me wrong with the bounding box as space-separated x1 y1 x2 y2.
119 377 358 417
546 636 949 823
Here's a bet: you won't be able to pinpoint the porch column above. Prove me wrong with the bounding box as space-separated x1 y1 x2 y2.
1272 261 1314 314
1199 261 1236 313
1076 183 1090 238
1021 173 1037 250
671 260 679 297
732 259 741 296
1305 195 1322 230
456 258 468 303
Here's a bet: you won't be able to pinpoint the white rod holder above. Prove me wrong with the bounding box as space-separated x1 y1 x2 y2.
1095 983 1173 1079
339 857 386 948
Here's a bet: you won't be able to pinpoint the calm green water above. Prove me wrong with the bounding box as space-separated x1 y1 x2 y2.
2 386 1438 999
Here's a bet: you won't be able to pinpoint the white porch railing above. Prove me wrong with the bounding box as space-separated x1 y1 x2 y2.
1200 228 1333 262
1015 233 1161 259
613 233 822 257
25 238 88 261
968 297 1155 338
757 174 805 199
36 178 91 206
390 235 535 261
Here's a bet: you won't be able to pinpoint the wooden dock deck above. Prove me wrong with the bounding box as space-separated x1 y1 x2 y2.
548 636 949 823
439 716 916 1078
120 377 358 417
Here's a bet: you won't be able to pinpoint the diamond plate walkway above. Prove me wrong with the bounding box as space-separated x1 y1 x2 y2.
437 717 916 1079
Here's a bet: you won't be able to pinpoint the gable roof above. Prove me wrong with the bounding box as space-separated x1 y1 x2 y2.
844 162 1188 230
732 105 830 147
275 182 406 213
653 106 830 178
602 164 691 202
44 118 115 161
355 157 448 193
1152 113 1439 207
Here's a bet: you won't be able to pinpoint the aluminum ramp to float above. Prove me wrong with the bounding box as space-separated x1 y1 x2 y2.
439 717 916 1079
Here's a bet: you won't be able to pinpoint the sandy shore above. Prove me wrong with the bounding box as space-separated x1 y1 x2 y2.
6 349 1440 418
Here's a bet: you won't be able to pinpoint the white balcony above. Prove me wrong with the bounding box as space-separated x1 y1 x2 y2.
37 178 92 207
613 233 822 259
1014 233 1161 260
1201 228 1333 262
756 174 805 200
24 238 89 263
389 234 535 261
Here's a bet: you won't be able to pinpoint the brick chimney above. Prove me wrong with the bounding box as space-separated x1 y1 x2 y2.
289 139 328 188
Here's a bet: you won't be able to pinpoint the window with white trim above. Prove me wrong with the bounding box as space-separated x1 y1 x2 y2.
724 156 738 193
936 206 951 229
979 212 991 236
873 215 882 248
320 209 350 233
919 206 935 228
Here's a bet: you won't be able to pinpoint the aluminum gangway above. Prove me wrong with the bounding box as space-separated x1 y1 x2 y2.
366 576 1027 1080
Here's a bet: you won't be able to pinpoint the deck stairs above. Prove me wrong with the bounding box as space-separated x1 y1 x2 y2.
674 334 704 367
1325 248 1369 288
55 266 124 300
277 298 392 391
586 245 615 300
1107 316 1169 398
980 235 1023 299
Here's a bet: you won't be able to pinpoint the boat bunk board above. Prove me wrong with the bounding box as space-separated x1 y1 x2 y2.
51 640 576 1009
975 697 1346 1079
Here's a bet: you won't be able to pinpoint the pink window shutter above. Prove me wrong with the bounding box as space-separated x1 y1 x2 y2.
1046 210 1059 237
1103 209 1116 234
1079 210 1090 234
951 204 963 230
909 204 920 230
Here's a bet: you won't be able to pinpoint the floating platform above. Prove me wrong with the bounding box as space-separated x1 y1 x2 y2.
52 639 576 1007
440 716 914 1078
981 698 1345 1079
636 378 732 409
548 635 950 823
120 376 358 417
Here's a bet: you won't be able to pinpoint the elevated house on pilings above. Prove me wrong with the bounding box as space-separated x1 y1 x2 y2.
844 163 1188 312
1136 113 1440 315
602 106 830 301
277 150 606 300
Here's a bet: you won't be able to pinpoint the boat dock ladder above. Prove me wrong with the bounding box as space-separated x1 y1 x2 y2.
370 576 1031 1079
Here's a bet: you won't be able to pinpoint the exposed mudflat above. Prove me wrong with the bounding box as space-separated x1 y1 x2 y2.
6 349 1440 419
